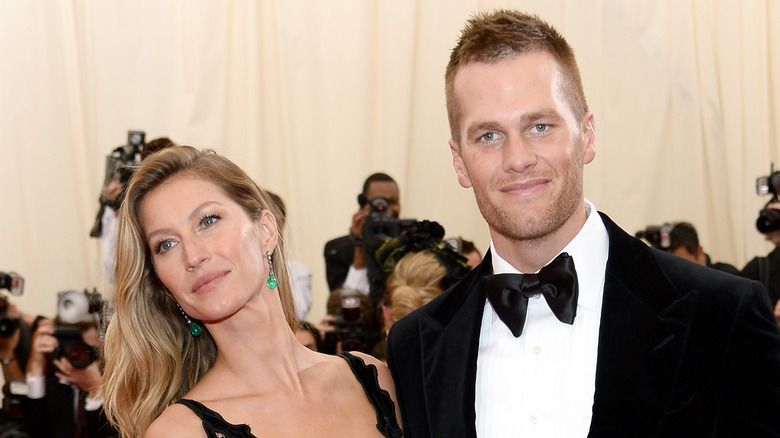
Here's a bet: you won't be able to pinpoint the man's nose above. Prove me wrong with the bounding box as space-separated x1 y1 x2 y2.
502 135 538 173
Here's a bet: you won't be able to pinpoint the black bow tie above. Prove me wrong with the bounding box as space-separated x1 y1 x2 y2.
482 252 579 337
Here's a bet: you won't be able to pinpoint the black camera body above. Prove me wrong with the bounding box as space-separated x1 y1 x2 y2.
358 194 392 221
635 224 674 250
50 326 99 370
0 297 19 339
322 289 375 354
755 166 780 234
0 272 24 339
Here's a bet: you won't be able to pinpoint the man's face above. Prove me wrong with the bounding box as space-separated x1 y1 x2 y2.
366 181 401 218
449 52 595 245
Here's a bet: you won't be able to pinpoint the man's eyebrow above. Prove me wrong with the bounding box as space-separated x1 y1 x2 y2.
519 110 561 123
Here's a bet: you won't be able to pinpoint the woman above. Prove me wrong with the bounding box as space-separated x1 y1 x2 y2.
374 224 470 360
383 250 450 326
102 146 401 437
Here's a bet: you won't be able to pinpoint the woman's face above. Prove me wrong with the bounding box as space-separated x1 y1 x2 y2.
141 174 275 322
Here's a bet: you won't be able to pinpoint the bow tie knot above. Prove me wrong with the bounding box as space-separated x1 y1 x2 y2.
482 252 579 337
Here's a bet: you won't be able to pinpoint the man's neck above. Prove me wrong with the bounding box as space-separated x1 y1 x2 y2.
491 203 589 273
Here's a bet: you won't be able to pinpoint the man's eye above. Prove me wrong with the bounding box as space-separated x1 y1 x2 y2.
532 124 548 133
480 132 497 142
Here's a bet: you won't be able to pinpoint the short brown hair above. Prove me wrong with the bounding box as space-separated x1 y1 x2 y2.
445 9 588 143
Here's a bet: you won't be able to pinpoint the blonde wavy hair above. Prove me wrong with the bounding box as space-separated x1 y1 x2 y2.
102 146 297 437
384 250 447 323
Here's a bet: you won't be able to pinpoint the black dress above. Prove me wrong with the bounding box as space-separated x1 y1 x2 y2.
176 352 402 438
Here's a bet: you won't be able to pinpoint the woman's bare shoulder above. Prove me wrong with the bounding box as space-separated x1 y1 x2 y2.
145 402 205 438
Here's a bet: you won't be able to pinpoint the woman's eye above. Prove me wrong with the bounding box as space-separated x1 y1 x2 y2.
154 240 175 254
201 215 220 228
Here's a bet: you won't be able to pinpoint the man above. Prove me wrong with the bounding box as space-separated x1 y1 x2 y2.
26 318 116 437
741 202 780 307
386 10 780 437
667 222 740 275
323 172 401 297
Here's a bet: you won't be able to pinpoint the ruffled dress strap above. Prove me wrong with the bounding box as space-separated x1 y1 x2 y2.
338 352 403 438
176 398 255 438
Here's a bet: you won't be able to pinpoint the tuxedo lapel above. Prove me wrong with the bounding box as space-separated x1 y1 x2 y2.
589 214 699 436
417 252 493 437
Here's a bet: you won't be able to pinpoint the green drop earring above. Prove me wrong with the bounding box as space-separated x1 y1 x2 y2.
266 250 277 289
176 303 202 336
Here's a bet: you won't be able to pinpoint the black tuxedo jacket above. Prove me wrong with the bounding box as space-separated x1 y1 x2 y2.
386 213 780 437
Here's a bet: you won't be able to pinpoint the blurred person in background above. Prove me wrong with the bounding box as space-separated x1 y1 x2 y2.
741 202 780 308
266 192 313 321
666 222 739 275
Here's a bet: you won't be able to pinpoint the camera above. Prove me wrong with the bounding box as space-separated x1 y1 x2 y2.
322 289 375 355
358 193 412 240
50 326 100 369
0 273 23 296
635 223 673 250
90 130 146 238
56 289 103 325
755 165 780 234
0 272 23 339
0 298 19 339
358 193 393 220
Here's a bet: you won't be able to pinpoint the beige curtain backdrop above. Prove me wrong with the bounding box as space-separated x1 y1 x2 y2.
1 0 779 324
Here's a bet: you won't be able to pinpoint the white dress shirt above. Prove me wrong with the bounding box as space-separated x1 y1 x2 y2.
342 265 370 296
475 200 609 437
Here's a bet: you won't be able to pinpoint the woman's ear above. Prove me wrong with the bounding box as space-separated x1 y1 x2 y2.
258 208 279 250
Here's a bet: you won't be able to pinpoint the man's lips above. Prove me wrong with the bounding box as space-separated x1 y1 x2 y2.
500 178 548 193
191 271 228 293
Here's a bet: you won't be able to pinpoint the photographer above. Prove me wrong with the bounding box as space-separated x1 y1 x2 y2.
667 222 739 275
91 134 174 283
25 316 115 438
323 172 401 297
740 201 780 308
0 302 35 384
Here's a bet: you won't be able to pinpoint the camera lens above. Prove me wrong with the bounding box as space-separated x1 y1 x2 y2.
66 342 98 369
340 288 361 322
756 208 780 234
0 316 19 338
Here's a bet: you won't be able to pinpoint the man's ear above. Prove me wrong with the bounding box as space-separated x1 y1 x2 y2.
582 112 596 164
450 139 473 189
696 246 707 265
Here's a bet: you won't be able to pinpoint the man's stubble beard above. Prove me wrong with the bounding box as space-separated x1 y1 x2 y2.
473 152 584 244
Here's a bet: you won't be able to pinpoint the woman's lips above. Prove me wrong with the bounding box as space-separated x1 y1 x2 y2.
191 271 228 293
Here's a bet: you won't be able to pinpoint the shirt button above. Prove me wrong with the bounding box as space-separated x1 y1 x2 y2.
533 345 542 354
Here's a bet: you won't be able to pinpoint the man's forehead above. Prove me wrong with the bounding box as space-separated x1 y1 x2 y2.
367 180 399 198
